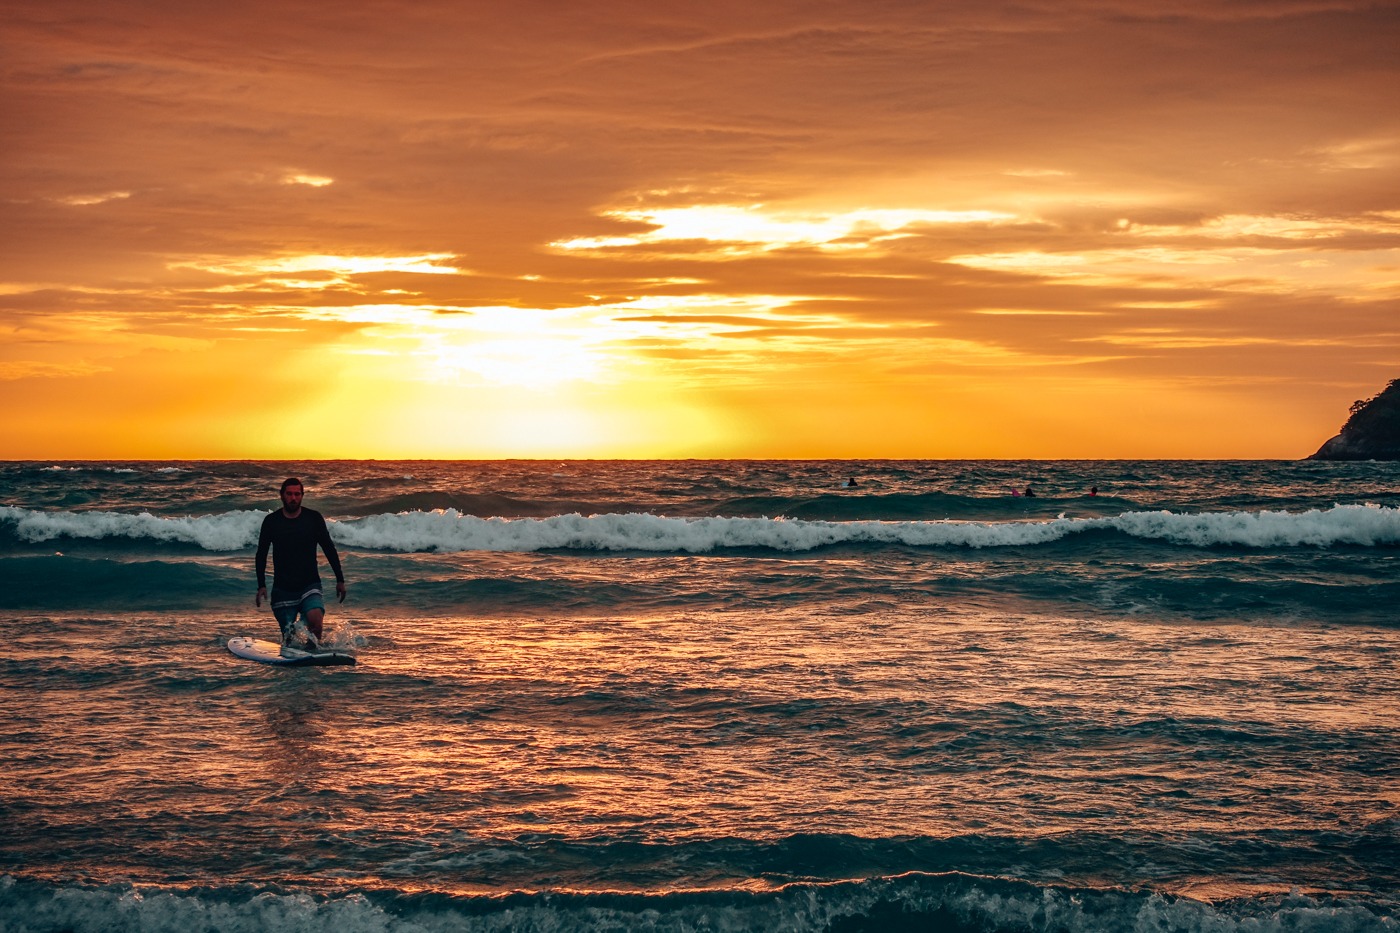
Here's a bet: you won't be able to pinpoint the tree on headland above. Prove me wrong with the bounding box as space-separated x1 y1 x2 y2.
1350 379 1399 414
1309 378 1400 461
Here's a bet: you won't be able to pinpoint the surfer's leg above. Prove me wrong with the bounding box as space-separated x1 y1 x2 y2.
305 606 324 642
300 592 327 645
272 599 298 645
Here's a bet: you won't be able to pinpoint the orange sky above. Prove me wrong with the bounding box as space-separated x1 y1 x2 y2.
2 1 1397 458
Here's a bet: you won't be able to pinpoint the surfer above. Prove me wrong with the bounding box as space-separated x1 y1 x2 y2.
255 477 346 654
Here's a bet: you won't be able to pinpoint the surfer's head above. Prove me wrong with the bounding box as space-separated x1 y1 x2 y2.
279 477 305 512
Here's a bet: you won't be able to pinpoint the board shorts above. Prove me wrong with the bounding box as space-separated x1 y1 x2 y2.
271 587 325 639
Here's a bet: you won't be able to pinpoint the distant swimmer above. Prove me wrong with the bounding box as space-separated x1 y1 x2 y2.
1009 487 1021 497
1023 486 1036 498
1089 486 1098 497
844 477 859 488
255 477 346 656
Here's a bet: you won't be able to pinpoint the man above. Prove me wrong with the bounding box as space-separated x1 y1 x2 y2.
255 477 346 655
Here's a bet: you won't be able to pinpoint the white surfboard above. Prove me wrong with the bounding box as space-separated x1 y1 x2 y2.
227 636 356 667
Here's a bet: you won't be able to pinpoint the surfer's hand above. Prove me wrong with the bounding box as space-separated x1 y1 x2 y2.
255 587 265 607
336 580 347 603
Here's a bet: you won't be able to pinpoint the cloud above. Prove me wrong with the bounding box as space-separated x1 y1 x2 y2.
0 360 110 380
282 173 334 187
1 0 1398 455
552 205 1018 254
170 254 465 277
55 191 131 206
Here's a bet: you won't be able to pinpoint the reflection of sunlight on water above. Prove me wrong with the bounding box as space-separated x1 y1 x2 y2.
10 607 1398 894
319 607 1400 850
257 689 327 787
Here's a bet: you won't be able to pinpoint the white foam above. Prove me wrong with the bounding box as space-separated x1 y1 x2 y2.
331 509 1068 552
1 875 1393 933
38 465 138 473
332 504 1400 553
1107 504 1400 548
0 506 265 551
2 504 1396 554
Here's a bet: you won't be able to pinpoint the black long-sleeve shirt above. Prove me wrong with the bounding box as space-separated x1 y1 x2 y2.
255 508 344 595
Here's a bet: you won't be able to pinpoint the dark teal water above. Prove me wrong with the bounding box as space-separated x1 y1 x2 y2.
2 460 1398 931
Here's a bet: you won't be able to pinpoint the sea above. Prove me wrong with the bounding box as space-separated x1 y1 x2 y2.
1 459 1398 932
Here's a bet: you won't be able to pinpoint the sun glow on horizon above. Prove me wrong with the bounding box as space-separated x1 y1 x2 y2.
274 293 872 393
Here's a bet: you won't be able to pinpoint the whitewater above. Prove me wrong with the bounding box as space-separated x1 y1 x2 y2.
2 458 1398 932
5 501 1399 553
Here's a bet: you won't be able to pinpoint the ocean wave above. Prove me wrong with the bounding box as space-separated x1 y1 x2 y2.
2 873 1393 933
0 505 264 551
0 554 242 610
337 504 1400 552
37 464 141 475
3 504 1398 554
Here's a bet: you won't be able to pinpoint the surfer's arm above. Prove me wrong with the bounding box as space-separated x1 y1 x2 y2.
254 514 273 592
317 515 346 593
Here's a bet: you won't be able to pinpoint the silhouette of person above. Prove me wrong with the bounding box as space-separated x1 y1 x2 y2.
255 477 346 654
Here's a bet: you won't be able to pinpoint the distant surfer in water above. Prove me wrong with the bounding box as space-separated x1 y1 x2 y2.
255 477 346 654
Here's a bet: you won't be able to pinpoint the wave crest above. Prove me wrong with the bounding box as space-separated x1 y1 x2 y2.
0 506 264 551
2 873 1393 933
2 504 1396 554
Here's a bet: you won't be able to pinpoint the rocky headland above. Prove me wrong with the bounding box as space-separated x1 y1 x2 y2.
1308 378 1400 460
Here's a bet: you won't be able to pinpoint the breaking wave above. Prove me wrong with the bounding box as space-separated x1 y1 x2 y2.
2 874 1394 933
2 504 1398 554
